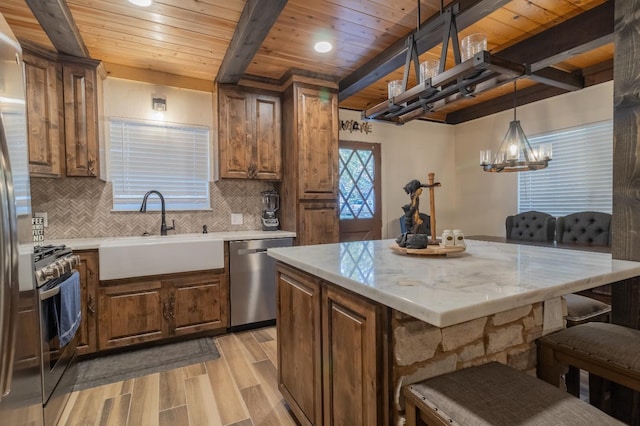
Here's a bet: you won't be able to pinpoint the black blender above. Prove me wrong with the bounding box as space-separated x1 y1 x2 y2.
261 190 280 231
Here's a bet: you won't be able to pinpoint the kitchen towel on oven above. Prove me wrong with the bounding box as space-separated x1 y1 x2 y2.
55 271 82 347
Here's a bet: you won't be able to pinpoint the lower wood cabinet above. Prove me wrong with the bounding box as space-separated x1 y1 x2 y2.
98 270 228 351
277 263 388 426
76 250 99 355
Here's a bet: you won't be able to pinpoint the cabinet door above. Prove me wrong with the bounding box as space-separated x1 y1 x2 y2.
322 285 383 425
76 250 98 355
219 87 252 179
296 86 338 199
298 202 339 246
166 271 228 335
24 53 62 177
277 264 322 426
62 61 99 177
98 280 167 350
253 93 281 180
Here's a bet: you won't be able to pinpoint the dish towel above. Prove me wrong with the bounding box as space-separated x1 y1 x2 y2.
56 271 82 347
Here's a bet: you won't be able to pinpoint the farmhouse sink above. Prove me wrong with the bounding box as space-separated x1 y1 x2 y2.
99 234 224 280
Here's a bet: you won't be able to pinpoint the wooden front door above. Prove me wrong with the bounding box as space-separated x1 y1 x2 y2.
339 141 381 241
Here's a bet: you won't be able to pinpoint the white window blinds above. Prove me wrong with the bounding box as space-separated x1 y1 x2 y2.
3 110 31 216
518 120 612 217
110 119 210 211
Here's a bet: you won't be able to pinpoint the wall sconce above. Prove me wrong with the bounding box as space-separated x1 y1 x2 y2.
152 97 166 111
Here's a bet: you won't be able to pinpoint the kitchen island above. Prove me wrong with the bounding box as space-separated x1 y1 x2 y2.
268 239 640 425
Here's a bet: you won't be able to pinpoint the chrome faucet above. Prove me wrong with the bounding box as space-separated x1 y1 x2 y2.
139 190 175 236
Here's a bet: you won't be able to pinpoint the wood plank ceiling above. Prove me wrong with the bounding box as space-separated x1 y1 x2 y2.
0 0 613 124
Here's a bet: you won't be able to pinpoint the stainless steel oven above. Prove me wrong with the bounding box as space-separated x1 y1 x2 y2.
34 245 80 426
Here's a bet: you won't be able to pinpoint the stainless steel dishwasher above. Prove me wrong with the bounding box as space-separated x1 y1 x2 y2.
229 238 293 329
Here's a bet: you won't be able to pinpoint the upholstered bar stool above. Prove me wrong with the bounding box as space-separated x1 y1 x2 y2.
403 362 624 426
537 323 640 420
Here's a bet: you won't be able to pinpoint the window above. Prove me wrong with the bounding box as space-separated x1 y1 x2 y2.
518 120 612 217
110 119 210 211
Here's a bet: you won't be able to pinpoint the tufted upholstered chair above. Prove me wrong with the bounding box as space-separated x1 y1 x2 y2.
555 211 611 246
505 211 556 242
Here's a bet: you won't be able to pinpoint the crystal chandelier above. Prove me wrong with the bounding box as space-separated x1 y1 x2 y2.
480 82 551 172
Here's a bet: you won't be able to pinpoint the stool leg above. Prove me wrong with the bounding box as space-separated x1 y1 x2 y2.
405 398 417 426
537 344 562 387
566 366 580 397
588 374 608 410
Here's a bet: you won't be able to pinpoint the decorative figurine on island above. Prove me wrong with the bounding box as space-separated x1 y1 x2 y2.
396 172 441 249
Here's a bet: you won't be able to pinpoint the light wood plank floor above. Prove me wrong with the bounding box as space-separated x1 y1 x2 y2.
58 327 297 426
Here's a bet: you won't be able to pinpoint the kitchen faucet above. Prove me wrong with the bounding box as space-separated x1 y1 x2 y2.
139 190 175 235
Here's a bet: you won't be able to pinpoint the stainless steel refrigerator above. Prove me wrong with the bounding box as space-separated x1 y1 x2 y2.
0 12 44 426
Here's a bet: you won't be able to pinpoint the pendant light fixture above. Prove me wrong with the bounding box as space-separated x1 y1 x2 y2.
480 81 552 172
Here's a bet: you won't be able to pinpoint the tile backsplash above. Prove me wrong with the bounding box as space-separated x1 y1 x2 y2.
30 178 274 239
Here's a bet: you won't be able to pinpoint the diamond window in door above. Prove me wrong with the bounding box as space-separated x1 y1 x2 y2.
339 147 375 220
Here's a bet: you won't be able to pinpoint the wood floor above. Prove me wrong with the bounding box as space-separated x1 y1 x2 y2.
58 327 297 426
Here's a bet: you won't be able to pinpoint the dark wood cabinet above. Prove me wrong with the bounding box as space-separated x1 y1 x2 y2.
277 264 323 426
23 50 63 177
298 202 339 246
295 85 339 200
280 80 339 246
61 58 100 177
218 85 281 180
76 250 98 355
322 284 384 425
98 279 166 350
164 271 228 336
22 46 102 179
98 269 228 351
277 263 387 425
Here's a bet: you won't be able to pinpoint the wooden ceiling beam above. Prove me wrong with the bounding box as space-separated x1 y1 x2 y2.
338 0 512 102
496 0 614 72
24 0 89 57
216 0 288 84
445 60 613 124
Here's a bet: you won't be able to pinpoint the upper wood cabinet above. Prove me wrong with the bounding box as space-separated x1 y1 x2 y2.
62 59 100 177
22 47 102 179
218 85 281 180
279 81 339 246
295 85 339 200
23 51 63 177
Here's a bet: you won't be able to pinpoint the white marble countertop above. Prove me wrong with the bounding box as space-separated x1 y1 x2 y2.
268 239 640 328
47 230 297 250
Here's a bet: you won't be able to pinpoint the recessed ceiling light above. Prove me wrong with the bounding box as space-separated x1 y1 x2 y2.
129 0 152 6
314 41 332 53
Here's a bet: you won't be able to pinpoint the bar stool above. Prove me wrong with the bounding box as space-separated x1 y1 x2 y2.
562 293 611 395
537 322 640 422
403 362 624 425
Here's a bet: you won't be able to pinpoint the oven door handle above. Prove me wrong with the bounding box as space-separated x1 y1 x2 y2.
40 286 60 301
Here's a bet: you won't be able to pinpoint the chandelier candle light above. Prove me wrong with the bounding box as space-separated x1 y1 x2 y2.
480 81 552 172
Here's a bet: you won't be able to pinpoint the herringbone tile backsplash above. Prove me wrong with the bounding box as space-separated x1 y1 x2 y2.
31 178 274 239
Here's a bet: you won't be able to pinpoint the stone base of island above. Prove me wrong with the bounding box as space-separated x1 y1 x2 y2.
268 239 640 425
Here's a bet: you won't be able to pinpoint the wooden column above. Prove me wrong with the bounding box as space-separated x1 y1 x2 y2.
611 1 640 422
611 0 640 329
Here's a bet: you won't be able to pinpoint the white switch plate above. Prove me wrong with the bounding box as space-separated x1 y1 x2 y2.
34 212 48 227
231 213 243 225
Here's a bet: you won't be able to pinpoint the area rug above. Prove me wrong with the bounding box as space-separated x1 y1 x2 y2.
74 337 220 391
